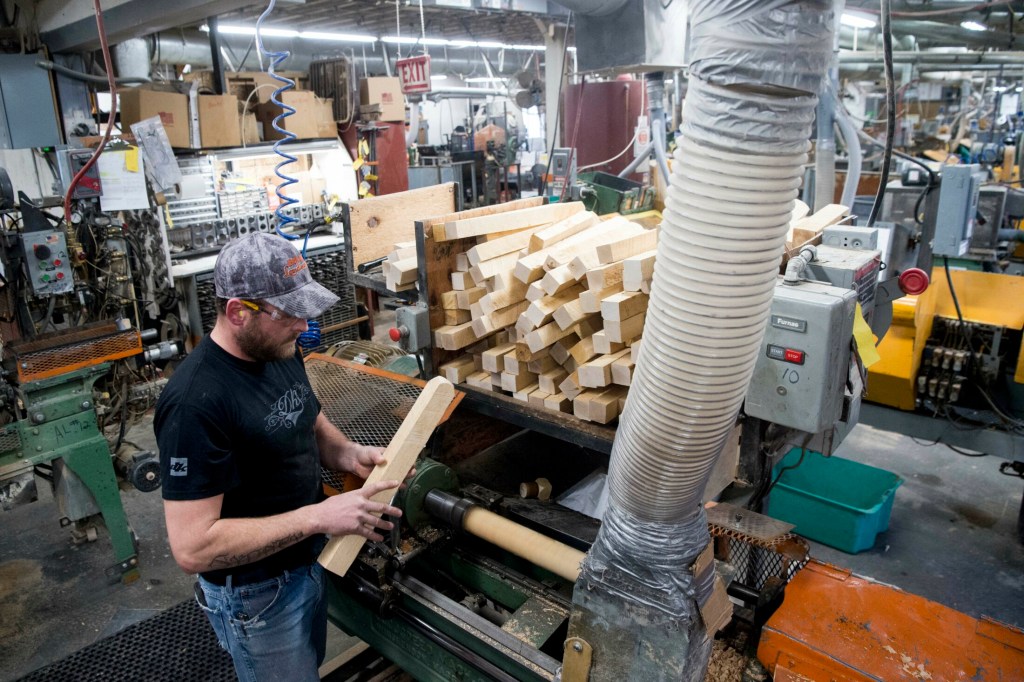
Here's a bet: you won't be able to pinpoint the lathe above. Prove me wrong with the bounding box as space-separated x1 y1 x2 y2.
306 354 810 681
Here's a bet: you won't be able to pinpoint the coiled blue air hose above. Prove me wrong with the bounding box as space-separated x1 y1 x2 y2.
256 0 321 350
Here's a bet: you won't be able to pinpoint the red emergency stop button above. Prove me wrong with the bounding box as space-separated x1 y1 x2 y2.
898 267 929 296
53 259 62 266
56 272 65 280
784 348 805 364
388 327 403 342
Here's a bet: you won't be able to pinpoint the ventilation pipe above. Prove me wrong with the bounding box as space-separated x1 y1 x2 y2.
113 38 151 82
552 0 630 16
568 2 835 680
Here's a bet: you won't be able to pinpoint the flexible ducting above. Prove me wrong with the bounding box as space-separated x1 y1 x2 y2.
834 92 862 209
573 5 834 677
607 0 834 523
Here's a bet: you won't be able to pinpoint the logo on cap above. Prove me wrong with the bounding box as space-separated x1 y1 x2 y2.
283 255 308 279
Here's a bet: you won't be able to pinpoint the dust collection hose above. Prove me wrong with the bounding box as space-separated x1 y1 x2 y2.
609 0 835 529
255 0 321 349
573 2 835 679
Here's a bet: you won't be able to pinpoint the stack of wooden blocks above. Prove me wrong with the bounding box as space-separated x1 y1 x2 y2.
431 201 659 424
383 241 418 293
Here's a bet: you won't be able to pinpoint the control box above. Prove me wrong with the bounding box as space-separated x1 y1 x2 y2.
393 305 430 353
804 244 881 316
55 149 102 199
744 280 857 434
933 164 983 257
20 231 75 295
547 148 577 199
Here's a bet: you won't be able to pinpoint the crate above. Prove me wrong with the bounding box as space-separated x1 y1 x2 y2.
766 449 903 554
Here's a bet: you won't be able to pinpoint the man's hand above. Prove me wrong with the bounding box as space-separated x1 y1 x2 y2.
312 480 403 542
339 442 386 479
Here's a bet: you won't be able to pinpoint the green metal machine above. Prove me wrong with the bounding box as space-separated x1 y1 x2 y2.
0 319 165 583
577 171 656 216
0 363 143 580
325 458 573 682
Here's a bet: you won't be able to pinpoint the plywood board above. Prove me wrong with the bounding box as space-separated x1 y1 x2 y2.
348 183 456 266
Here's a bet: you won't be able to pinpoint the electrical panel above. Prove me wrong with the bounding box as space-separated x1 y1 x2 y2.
56 149 103 199
394 305 430 353
804 244 882 315
933 164 984 257
548 148 577 198
20 231 75 295
744 280 857 434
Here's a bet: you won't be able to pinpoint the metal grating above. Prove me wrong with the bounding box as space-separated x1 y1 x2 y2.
708 503 809 592
0 424 21 454
14 599 235 682
9 327 142 383
306 357 424 491
715 536 809 593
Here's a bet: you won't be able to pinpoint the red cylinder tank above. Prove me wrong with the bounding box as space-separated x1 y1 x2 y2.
562 78 647 178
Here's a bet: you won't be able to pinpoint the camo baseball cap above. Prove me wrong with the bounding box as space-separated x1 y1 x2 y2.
214 233 339 319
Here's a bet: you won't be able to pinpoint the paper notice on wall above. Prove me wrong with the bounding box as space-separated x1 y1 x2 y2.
98 148 150 211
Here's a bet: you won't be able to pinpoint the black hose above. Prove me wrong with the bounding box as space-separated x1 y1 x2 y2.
36 60 151 85
866 0 895 228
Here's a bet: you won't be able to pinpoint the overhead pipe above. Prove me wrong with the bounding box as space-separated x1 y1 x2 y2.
149 30 521 77
834 93 862 209
570 2 834 679
552 0 630 16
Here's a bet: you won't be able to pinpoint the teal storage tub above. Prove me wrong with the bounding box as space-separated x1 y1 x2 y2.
766 449 903 554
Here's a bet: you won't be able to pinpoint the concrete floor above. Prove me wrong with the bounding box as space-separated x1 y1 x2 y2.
1 411 1022 680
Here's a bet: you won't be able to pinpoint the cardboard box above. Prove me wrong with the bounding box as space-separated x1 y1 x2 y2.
256 91 337 141
360 77 405 122
199 94 242 148
316 98 336 138
120 86 191 148
225 71 310 106
242 112 260 145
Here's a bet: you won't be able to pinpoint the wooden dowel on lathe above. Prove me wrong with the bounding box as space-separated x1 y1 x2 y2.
464 507 584 582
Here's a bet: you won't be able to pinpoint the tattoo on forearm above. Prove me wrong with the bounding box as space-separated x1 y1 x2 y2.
209 531 305 570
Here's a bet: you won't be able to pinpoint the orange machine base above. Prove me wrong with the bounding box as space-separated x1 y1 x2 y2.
758 560 1024 681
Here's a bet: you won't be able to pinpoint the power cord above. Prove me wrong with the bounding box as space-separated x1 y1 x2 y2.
866 0 894 228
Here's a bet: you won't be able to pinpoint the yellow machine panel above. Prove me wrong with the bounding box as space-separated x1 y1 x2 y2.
868 268 1024 410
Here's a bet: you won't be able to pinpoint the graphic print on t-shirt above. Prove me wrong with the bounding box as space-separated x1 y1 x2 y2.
265 382 313 433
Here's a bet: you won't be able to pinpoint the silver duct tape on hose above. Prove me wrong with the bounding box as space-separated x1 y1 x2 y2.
580 505 716 618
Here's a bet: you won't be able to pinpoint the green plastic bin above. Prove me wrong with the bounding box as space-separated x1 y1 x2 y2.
766 449 903 553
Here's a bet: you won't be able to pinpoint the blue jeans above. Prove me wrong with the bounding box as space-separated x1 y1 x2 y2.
196 563 327 682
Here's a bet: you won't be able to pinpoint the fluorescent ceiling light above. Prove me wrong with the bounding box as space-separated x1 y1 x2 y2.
840 12 876 29
464 77 505 83
960 20 988 31
301 31 376 43
430 74 448 81
219 25 298 38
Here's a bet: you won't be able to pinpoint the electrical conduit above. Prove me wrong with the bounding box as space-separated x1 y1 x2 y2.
572 2 835 679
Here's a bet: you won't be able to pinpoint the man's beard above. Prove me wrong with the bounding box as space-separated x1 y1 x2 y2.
237 322 297 362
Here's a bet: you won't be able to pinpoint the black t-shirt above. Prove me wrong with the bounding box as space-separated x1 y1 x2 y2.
155 336 325 583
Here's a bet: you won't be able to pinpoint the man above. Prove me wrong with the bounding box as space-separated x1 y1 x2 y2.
156 233 401 682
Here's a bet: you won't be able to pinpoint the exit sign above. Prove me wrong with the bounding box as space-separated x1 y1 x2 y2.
396 55 432 94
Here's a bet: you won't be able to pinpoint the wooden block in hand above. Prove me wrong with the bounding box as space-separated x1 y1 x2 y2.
319 377 455 576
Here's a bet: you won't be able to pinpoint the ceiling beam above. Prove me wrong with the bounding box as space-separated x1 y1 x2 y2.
40 0 254 53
